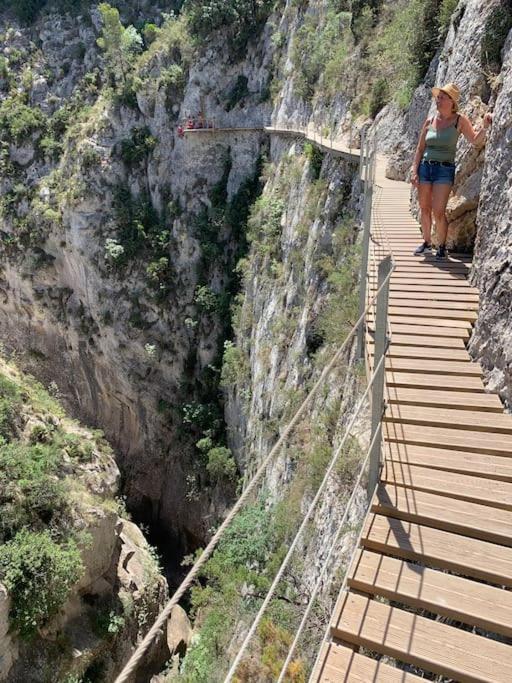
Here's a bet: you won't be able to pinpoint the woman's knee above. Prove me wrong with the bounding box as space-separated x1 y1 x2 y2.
432 208 446 223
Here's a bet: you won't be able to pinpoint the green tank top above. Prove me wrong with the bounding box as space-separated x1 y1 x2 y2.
423 116 460 163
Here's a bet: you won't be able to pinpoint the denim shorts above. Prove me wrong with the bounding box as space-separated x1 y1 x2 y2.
418 160 455 185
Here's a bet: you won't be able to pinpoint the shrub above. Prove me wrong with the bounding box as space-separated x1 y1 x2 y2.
0 529 82 638
0 441 67 540
481 3 512 72
438 0 459 37
369 77 389 118
8 0 48 23
194 285 219 313
247 194 284 258
0 97 45 143
184 0 274 54
0 373 21 441
120 126 156 165
368 0 441 110
206 446 237 482
220 340 248 387
304 142 324 180
142 22 159 46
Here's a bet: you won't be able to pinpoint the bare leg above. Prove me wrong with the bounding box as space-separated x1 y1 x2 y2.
418 183 433 243
432 183 453 246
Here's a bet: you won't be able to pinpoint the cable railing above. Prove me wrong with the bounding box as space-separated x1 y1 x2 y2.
114 126 394 683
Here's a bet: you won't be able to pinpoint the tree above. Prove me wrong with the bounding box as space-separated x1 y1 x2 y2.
96 3 142 88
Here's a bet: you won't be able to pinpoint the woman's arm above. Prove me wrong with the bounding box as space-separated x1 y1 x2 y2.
459 112 493 147
411 118 430 187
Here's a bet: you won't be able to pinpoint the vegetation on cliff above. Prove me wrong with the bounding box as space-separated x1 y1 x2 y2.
0 359 108 638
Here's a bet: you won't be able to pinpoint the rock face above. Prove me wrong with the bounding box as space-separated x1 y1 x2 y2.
469 30 512 407
0 586 17 681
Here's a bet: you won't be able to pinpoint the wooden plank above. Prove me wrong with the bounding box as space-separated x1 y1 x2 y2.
389 282 475 292
331 592 512 683
385 386 503 412
385 371 484 392
385 442 512 481
381 298 478 312
383 421 512 456
381 334 467 348
370 344 470 361
385 357 481 375
387 290 478 303
385 323 470 338
384 403 512 433
314 641 421 683
349 550 512 638
392 265 470 275
386 307 477 322
386 317 472 331
373 484 512 545
386 272 468 281
362 514 512 586
383 461 512 510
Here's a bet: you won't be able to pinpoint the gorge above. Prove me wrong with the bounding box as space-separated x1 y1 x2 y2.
0 0 511 681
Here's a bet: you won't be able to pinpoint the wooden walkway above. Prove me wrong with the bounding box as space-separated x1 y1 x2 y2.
184 124 512 680
312 154 512 681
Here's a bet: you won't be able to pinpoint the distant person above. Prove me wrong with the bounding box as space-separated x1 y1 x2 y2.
411 83 493 260
186 118 194 130
177 124 184 138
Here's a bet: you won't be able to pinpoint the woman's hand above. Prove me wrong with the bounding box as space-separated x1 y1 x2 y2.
411 168 419 187
483 112 493 129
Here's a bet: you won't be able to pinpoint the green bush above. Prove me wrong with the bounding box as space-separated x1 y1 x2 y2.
438 0 458 37
369 77 389 118
368 0 441 110
0 373 21 441
120 126 156 165
481 3 512 71
0 441 67 540
304 142 324 180
184 0 274 54
206 446 237 482
194 285 220 313
220 340 248 387
0 97 45 143
0 529 82 638
247 194 284 258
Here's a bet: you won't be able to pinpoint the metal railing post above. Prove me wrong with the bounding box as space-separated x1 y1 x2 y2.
359 129 366 180
364 137 370 188
356 180 373 359
367 255 392 497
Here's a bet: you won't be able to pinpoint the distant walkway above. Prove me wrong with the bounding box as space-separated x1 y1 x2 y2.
183 122 360 162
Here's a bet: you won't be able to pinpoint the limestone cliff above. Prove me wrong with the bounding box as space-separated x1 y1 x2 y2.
1 0 512 679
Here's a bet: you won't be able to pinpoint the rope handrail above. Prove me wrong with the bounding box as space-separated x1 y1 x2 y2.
277 427 382 683
223 352 388 682
114 257 394 683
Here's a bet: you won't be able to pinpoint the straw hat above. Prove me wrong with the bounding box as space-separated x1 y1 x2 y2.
432 83 461 110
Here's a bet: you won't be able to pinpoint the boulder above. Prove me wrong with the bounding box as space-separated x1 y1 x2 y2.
166 605 192 656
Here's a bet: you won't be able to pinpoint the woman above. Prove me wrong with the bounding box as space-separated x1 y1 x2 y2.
411 83 493 259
